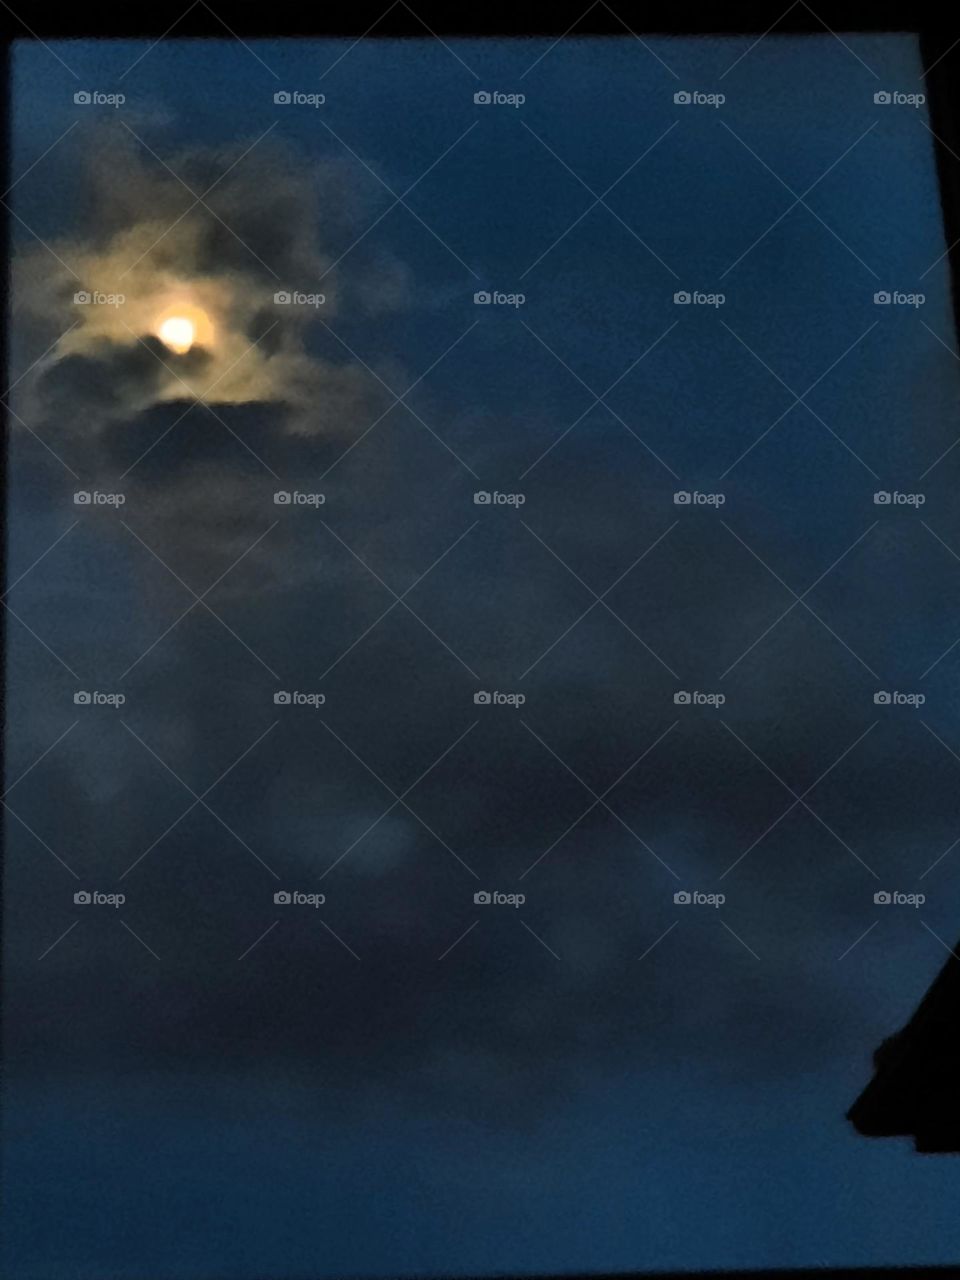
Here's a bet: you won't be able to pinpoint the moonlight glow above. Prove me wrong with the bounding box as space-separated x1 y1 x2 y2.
154 303 213 354
158 315 195 353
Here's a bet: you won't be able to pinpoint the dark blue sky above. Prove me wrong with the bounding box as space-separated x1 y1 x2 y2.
5 31 960 1280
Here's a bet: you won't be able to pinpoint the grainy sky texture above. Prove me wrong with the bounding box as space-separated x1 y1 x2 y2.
4 31 960 1280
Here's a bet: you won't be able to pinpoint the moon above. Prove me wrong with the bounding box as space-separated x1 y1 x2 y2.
158 315 196 353
155 304 213 354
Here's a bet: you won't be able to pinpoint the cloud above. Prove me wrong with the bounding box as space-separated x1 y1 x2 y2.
12 118 400 440
7 115 956 1132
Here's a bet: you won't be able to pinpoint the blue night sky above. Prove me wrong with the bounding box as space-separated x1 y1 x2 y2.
5 30 960 1280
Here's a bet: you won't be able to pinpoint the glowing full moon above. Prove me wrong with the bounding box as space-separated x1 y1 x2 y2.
158 315 196 353
154 303 212 354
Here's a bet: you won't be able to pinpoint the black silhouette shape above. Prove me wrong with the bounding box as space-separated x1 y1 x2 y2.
849 940 960 1152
